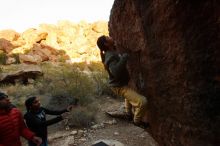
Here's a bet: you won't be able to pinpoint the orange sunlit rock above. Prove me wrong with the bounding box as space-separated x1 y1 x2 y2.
0 20 108 64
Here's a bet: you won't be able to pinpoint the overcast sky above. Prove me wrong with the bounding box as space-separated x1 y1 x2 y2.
0 0 114 32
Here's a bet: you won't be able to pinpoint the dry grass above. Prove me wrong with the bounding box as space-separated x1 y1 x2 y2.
0 51 7 65
0 61 112 127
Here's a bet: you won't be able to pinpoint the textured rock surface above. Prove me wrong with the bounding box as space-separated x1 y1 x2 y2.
0 64 43 84
0 29 20 41
0 21 108 64
109 0 220 146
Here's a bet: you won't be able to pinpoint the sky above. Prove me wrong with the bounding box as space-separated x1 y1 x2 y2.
0 0 114 32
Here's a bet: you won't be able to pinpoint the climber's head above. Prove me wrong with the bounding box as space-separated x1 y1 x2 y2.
97 35 115 52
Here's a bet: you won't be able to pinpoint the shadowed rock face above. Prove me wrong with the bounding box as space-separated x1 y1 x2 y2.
109 0 220 146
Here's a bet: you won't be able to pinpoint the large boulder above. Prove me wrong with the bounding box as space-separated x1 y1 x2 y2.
0 29 20 41
0 38 14 53
92 21 109 34
21 28 48 45
93 139 124 146
0 64 43 84
19 54 43 64
0 21 107 63
109 0 220 146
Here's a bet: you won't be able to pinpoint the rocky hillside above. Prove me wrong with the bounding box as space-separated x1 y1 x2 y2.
0 20 108 64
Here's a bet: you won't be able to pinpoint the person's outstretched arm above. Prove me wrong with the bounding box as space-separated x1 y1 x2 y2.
24 112 63 127
43 107 69 115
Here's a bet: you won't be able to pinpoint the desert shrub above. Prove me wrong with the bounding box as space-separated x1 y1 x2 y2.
87 62 114 96
58 56 66 63
71 62 89 71
11 53 20 64
90 71 113 96
35 62 105 127
46 95 79 109
68 104 98 127
36 62 95 105
87 62 104 72
1 84 39 110
1 61 111 127
0 51 7 65
23 48 32 54
36 62 113 100
6 84 38 98
58 50 66 55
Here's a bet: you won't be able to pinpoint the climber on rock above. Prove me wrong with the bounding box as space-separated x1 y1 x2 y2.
97 35 149 129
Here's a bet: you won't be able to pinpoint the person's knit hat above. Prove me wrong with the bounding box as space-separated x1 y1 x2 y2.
25 96 36 111
0 92 8 100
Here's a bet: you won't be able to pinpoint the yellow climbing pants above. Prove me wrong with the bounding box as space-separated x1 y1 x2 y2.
111 86 147 123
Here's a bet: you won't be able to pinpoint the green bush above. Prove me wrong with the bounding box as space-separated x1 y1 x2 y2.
1 84 39 111
37 62 95 100
68 105 98 127
1 61 111 127
11 53 20 64
0 51 7 65
87 62 114 96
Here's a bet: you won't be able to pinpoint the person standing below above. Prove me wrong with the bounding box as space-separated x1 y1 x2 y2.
24 96 73 146
0 92 42 146
97 35 148 128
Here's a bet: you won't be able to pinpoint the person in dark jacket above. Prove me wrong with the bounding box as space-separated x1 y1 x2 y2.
0 92 42 146
24 96 72 146
97 35 148 128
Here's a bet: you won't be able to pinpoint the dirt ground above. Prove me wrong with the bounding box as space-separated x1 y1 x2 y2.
23 96 159 146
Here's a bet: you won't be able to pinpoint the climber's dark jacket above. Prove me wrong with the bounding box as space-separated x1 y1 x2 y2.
104 51 130 87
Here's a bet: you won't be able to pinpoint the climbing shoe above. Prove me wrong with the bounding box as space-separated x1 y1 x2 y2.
105 111 133 121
